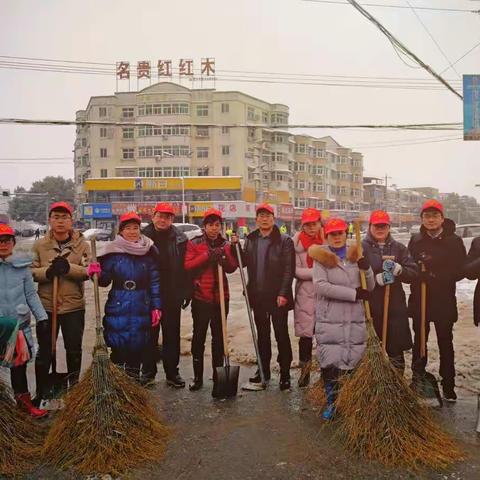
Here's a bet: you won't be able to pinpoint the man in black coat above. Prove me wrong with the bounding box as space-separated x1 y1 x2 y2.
142 202 191 388
362 210 418 374
408 199 466 402
464 236 480 327
233 203 295 390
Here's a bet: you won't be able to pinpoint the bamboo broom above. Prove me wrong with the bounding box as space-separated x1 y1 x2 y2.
43 237 169 476
332 221 464 470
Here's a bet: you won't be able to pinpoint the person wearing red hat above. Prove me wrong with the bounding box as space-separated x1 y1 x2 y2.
0 225 49 417
292 208 323 387
407 199 466 401
141 202 191 388
31 200 91 405
184 208 238 391
308 217 375 420
232 202 295 390
88 211 162 382
361 210 418 374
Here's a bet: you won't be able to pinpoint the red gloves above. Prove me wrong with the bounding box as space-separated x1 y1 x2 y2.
87 262 102 277
151 309 162 327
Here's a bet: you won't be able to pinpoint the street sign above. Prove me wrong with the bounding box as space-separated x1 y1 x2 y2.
463 75 480 141
82 203 112 219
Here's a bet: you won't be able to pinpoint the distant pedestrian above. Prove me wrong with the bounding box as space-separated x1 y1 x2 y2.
34 228 40 240
347 222 354 239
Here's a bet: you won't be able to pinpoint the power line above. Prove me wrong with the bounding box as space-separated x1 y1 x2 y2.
0 117 463 130
353 136 462 149
303 0 480 14
344 0 464 99
439 39 480 75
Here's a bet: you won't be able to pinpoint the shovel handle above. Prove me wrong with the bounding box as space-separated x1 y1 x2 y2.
420 264 427 358
354 221 373 323
217 264 229 360
90 237 103 331
382 285 390 353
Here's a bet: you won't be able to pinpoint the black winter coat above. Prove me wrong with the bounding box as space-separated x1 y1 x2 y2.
464 237 480 326
143 224 191 307
407 218 466 324
240 226 295 311
362 233 417 353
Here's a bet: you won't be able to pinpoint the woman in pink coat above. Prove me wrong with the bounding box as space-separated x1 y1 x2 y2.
293 208 323 387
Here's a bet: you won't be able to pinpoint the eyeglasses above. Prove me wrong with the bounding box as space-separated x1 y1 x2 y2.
50 214 71 221
0 237 14 244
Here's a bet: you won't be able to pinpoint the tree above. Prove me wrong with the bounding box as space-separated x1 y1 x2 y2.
8 176 75 224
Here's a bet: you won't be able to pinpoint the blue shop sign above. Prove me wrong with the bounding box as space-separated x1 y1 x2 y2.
82 203 112 219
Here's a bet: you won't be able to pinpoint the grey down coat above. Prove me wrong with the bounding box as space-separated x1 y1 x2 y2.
310 244 375 370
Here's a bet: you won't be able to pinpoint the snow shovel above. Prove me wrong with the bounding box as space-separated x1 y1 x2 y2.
42 275 69 406
234 242 267 391
212 263 239 399
380 257 396 354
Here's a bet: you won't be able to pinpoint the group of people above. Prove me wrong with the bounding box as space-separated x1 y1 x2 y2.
0 197 478 421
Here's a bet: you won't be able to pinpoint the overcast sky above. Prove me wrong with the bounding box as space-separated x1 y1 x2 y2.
0 0 479 199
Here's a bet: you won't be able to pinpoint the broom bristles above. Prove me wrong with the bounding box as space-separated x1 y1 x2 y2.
0 379 44 475
43 355 169 475
334 321 464 470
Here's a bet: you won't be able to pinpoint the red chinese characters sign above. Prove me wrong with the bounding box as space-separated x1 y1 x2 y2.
116 62 130 80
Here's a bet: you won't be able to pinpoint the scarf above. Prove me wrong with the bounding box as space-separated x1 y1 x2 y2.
329 245 347 261
299 231 323 268
97 234 154 258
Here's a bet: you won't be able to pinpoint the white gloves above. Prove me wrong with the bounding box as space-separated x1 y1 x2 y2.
392 262 402 276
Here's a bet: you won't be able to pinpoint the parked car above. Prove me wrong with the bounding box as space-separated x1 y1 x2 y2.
173 223 202 240
455 224 480 251
82 228 114 241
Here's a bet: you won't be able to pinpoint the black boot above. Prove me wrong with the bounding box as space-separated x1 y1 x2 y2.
189 358 203 391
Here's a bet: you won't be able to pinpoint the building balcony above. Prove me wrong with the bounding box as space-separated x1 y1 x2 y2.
269 180 290 191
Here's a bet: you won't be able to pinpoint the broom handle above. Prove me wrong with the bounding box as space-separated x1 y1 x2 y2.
382 285 390 353
354 221 372 322
420 264 427 358
90 237 102 332
51 275 59 373
217 263 229 362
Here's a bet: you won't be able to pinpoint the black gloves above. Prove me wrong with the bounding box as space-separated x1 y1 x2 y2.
355 287 370 301
357 256 370 271
46 256 70 280
418 252 435 269
209 247 225 264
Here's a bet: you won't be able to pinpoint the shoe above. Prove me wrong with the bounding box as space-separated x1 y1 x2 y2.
322 403 336 421
322 381 336 421
15 393 48 419
443 386 457 403
249 370 270 384
279 375 291 391
189 378 203 391
298 361 311 388
166 374 186 389
140 376 156 388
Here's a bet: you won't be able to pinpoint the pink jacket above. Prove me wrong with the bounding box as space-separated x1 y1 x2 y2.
293 232 315 338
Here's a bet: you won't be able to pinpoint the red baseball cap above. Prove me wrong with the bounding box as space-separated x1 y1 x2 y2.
0 224 15 237
49 201 73 215
301 208 321 225
203 208 223 221
119 211 141 225
323 218 348 236
369 210 391 225
421 199 444 215
256 203 274 215
154 202 175 215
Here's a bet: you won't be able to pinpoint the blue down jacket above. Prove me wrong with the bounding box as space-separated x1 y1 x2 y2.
98 250 162 352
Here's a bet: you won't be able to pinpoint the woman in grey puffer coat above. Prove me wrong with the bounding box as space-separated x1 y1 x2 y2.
309 217 374 420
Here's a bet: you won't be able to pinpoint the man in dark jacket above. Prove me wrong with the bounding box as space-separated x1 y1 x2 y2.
233 203 295 390
408 199 466 402
362 210 417 374
142 202 190 388
464 236 480 327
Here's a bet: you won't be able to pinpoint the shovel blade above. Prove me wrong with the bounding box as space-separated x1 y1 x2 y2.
212 365 240 399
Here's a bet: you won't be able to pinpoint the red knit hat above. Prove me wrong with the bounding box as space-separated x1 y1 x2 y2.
301 208 321 225
0 224 15 237
49 201 73 215
369 210 391 225
203 208 223 222
119 211 141 225
154 202 175 215
421 199 444 215
323 218 348 236
256 203 274 215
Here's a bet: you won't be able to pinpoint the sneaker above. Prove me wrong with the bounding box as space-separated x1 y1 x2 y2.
249 371 270 384
140 377 156 388
322 403 336 421
443 386 457 403
279 377 291 391
166 374 186 389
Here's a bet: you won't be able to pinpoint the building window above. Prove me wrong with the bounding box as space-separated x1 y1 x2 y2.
221 126 230 134
271 113 288 124
100 169 108 178
247 107 255 121
222 146 230 155
100 148 107 158
262 112 268 123
295 198 307 208
122 127 134 139
221 103 229 113
197 147 209 159
296 180 306 190
99 127 107 138
197 167 209 176
196 126 209 137
196 105 209 116
122 107 135 118
222 166 230 176
99 107 107 117
122 148 134 160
